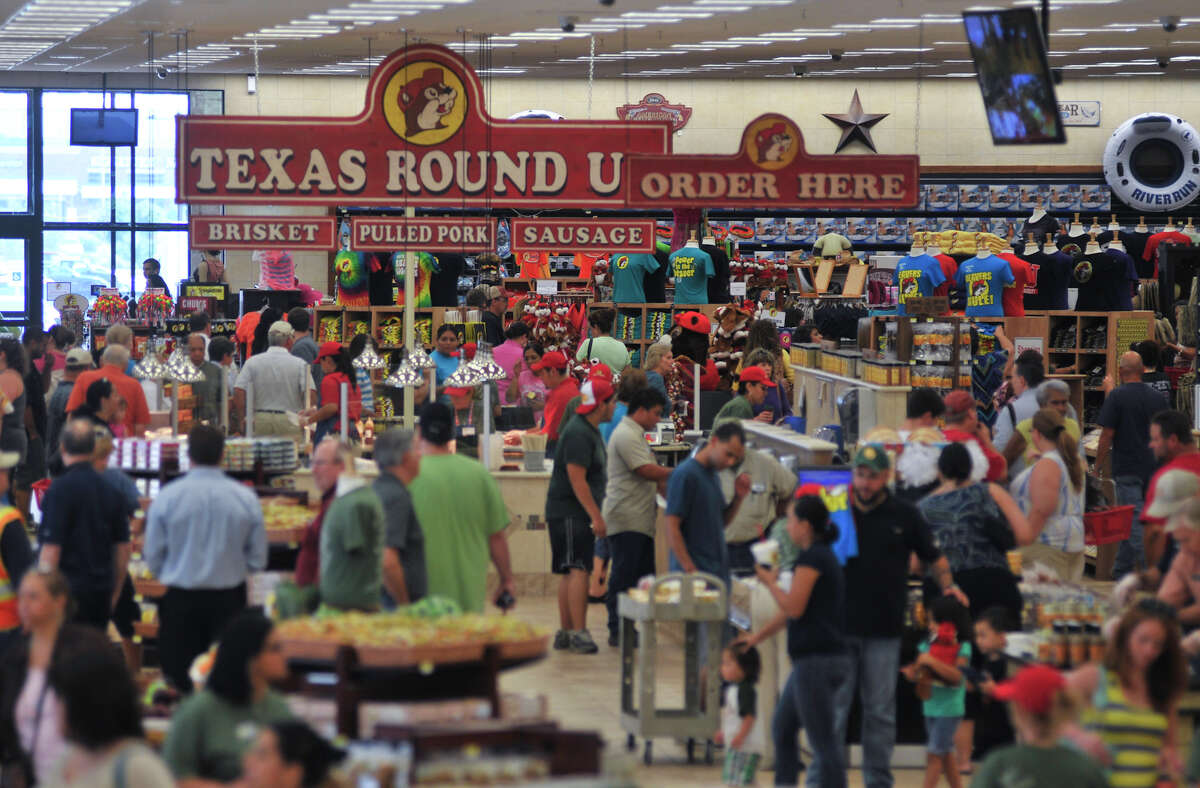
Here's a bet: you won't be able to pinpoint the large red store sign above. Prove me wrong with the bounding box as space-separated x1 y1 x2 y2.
624 114 920 209
511 219 655 253
176 44 672 208
188 216 337 249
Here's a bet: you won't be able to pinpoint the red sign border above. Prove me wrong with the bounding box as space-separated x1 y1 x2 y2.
349 217 495 253
188 216 337 250
176 44 673 208
623 112 920 210
510 218 656 253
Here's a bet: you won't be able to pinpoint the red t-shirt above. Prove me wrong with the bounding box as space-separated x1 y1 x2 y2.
943 427 1007 482
65 364 151 435
294 490 335 587
933 254 958 299
998 253 1031 317
541 377 580 441
573 253 606 279
518 252 551 279
1143 451 1200 525
320 371 362 422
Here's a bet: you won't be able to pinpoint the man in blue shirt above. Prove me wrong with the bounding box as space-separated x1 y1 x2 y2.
665 420 751 589
38 419 130 632
144 423 268 691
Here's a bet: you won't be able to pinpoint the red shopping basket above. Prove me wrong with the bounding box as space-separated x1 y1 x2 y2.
31 478 51 510
1084 505 1135 546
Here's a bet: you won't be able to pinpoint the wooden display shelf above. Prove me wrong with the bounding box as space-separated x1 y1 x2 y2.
588 302 723 349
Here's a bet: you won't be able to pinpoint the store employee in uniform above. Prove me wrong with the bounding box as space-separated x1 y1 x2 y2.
720 447 797 575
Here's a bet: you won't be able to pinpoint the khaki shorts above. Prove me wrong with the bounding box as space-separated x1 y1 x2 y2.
1019 542 1085 583
253 411 302 444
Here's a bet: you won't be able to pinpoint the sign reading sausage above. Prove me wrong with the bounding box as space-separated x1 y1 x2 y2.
189 216 336 249
511 219 656 253
625 113 920 209
176 44 671 208
350 217 495 252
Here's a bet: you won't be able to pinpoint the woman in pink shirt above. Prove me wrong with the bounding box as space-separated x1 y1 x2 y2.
492 322 530 404
505 341 548 424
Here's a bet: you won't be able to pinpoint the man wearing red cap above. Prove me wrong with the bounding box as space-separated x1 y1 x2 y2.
713 366 776 426
942 389 1007 483
972 665 1107 787
533 350 579 448
545 377 618 654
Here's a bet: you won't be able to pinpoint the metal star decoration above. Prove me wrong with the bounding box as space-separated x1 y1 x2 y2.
823 90 889 153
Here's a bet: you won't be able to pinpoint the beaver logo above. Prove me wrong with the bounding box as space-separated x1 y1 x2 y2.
399 67 456 132
755 122 794 164
383 60 467 145
971 280 989 300
615 255 630 270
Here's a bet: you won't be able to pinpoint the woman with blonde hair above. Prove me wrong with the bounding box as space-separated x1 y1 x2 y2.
1009 407 1086 581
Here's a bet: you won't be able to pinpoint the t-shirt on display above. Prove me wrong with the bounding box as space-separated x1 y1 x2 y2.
955 254 1014 317
894 254 946 315
610 253 660 303
669 246 714 305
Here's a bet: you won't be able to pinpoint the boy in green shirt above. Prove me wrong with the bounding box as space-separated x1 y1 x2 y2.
713 365 776 426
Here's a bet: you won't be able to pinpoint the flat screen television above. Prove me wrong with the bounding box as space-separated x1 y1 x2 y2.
793 466 858 564
962 8 1065 145
69 108 138 146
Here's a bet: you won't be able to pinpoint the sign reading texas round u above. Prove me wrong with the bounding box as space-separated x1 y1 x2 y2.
511 219 656 253
176 44 671 208
350 217 495 252
624 114 920 209
188 216 337 249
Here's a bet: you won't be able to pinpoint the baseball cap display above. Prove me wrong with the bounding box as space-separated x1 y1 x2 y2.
531 350 568 371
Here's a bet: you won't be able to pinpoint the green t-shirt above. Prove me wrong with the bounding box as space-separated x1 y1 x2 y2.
611 253 659 303
713 395 754 426
971 744 1108 788
409 453 510 613
163 689 293 781
319 483 385 611
546 415 607 522
920 640 971 718
669 246 714 305
576 335 631 374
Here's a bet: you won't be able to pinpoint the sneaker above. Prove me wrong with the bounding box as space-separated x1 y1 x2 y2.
570 630 599 654
608 632 619 648
553 629 571 650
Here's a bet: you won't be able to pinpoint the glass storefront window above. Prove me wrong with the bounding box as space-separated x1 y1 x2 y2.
135 92 188 225
42 230 111 326
116 230 189 297
0 239 26 316
0 94 28 214
42 92 112 223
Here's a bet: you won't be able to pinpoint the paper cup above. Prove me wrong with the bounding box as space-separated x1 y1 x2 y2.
750 539 780 568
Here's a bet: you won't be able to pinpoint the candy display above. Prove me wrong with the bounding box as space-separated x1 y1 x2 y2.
91 292 128 325
137 290 173 324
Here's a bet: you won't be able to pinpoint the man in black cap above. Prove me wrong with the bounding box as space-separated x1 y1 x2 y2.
408 402 515 613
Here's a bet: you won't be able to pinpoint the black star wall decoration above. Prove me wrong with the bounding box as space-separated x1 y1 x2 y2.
823 90 889 153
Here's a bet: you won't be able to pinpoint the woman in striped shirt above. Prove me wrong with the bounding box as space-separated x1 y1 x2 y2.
1066 598 1187 787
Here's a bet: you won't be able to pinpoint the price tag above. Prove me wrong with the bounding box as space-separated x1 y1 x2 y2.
730 281 747 297
535 279 558 295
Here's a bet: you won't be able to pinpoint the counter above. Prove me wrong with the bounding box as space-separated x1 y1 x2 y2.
792 364 910 441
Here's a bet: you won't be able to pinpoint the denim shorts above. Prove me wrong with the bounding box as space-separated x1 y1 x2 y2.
925 715 961 756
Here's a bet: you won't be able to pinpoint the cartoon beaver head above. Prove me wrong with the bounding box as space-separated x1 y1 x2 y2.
398 67 457 134
971 280 989 300
755 122 793 163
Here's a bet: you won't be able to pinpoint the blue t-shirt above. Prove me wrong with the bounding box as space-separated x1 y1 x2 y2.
894 254 946 315
919 640 972 718
665 456 730 586
611 253 660 303
430 350 459 387
669 247 715 305
955 255 1014 317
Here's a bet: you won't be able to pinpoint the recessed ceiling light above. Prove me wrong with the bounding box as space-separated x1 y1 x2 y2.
1058 27 1137 32
872 17 959 24
1077 46 1148 51
864 47 933 52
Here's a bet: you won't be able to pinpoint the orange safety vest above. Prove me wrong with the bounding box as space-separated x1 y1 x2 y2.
0 506 24 630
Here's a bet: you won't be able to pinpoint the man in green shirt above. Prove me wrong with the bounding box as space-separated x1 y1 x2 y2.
409 402 515 613
713 365 776 426
317 438 386 611
545 377 617 654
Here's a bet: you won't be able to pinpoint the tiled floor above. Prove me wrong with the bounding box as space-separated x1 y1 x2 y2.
498 595 930 787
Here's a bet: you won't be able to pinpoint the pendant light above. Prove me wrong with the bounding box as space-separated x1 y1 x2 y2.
469 345 506 382
443 355 483 388
352 337 386 370
406 344 435 371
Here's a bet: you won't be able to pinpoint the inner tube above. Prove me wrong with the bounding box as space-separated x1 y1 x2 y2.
1103 113 1200 212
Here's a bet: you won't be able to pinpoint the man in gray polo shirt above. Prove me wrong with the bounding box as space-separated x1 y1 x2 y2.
602 387 673 647
720 447 797 576
233 320 314 442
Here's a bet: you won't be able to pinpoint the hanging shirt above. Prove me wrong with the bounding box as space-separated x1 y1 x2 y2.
702 243 731 303
430 253 465 307
997 252 1032 317
812 233 852 259
932 253 958 298
1144 230 1192 278
518 252 551 279
610 253 660 303
1019 214 1060 245
572 253 606 280
1126 230 1153 277
669 246 715 305
644 249 669 303
1024 250 1073 310
894 254 946 315
1104 248 1139 311
1073 252 1126 312
956 255 1014 317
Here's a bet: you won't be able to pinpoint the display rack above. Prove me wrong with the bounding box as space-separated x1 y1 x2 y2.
586 302 723 358
1044 310 1155 426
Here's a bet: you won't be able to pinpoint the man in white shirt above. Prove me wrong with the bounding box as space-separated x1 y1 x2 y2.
232 320 314 442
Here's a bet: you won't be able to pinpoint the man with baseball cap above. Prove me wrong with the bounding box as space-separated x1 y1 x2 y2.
1157 497 1200 625
942 389 1006 482
533 350 579 449
713 365 776 427
1113 469 1199 606
0 450 31 652
45 348 93 462
545 378 617 654
809 443 963 788
408 402 515 614
481 285 507 347
1144 409 1200 568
